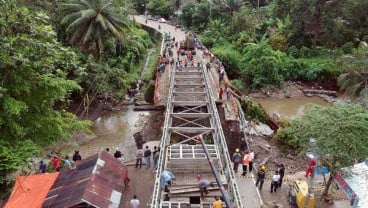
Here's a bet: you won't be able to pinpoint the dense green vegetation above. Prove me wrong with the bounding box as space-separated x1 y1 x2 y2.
158 0 368 95
0 0 155 196
145 0 368 182
275 103 368 195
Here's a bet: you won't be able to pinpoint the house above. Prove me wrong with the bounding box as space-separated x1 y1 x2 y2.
42 151 128 208
4 173 59 208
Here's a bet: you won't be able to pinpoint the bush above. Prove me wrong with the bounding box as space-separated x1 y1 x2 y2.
240 97 268 123
340 42 355 54
211 43 242 78
231 79 246 92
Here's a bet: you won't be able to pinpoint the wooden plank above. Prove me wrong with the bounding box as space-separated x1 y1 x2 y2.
171 113 210 119
169 127 214 133
170 187 219 195
172 101 208 106
173 91 206 95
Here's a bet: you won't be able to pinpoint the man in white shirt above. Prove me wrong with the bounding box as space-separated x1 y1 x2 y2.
270 171 280 193
130 194 140 208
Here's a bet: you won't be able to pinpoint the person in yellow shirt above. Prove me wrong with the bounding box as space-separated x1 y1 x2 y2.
212 196 222 208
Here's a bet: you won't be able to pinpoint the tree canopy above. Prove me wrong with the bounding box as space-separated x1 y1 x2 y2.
0 0 92 195
61 0 129 59
276 103 368 170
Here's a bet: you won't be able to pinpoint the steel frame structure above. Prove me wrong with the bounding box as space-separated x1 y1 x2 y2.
149 63 243 208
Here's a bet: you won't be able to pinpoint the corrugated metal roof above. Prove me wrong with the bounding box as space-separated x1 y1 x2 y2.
42 152 128 208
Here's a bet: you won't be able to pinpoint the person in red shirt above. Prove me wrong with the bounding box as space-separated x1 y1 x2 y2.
124 172 130 188
305 159 316 177
218 88 224 100
51 156 61 172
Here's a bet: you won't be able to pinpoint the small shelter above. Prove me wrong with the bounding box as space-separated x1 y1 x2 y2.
4 173 59 208
42 151 128 208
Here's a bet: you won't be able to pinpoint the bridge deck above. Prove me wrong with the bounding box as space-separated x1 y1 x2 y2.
134 15 261 208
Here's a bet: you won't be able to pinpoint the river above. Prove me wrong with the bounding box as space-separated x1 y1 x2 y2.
77 105 150 160
253 96 330 120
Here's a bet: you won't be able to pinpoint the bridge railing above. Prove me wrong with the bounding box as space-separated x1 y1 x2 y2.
201 64 244 208
149 62 176 208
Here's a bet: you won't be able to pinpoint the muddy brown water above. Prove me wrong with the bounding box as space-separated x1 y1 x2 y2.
78 105 150 160
253 96 330 120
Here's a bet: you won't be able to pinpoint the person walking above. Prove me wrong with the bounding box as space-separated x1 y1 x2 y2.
63 156 72 171
124 172 130 188
51 156 61 172
72 150 82 163
249 149 255 172
226 87 232 99
114 148 122 159
39 160 47 173
144 146 152 168
270 171 280 193
206 62 211 71
255 166 266 189
232 148 241 173
278 164 285 188
241 151 250 176
130 195 140 208
153 147 160 171
219 88 224 100
219 67 225 83
135 147 144 168
212 196 223 208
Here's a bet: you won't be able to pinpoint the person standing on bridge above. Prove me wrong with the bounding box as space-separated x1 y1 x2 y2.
218 88 224 100
249 149 255 172
232 148 241 173
278 164 285 188
241 151 250 176
270 171 280 193
255 165 266 189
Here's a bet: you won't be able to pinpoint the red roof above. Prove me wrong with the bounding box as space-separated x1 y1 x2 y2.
4 173 59 208
42 151 128 208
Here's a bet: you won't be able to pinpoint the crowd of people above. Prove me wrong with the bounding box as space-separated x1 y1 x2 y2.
38 150 83 173
232 147 286 193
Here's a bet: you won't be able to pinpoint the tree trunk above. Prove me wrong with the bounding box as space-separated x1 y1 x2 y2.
322 172 334 197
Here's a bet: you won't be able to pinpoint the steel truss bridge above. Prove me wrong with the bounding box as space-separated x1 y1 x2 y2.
149 64 244 208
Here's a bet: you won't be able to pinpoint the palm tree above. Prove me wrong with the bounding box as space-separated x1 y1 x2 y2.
61 0 128 60
212 0 247 15
337 46 368 98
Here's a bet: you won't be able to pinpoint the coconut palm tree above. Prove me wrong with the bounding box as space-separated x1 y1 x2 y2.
337 46 368 98
211 0 247 15
61 0 129 60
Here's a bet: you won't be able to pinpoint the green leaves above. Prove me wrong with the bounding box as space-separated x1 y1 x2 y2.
61 0 129 60
276 103 368 170
337 46 368 98
0 1 92 191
